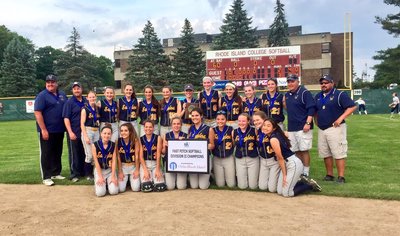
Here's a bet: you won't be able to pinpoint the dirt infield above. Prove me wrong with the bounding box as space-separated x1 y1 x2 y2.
0 184 399 235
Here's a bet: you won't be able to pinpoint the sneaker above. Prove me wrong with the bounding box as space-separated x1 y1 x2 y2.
51 175 66 180
337 176 346 184
323 175 335 181
43 179 55 186
86 176 94 181
71 177 79 183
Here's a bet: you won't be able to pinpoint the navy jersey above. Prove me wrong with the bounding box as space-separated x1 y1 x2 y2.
118 97 138 122
139 100 159 125
34 89 67 133
268 130 294 160
257 131 274 159
94 140 115 170
99 99 117 123
285 86 316 131
261 92 285 123
117 137 136 164
160 97 179 126
166 131 187 141
220 96 242 121
140 134 159 161
199 90 219 119
182 98 199 124
315 89 355 130
212 125 234 158
83 104 100 127
233 126 258 158
188 123 210 140
62 96 86 136
243 97 263 116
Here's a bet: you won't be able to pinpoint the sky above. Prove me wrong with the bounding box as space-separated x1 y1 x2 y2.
0 0 398 80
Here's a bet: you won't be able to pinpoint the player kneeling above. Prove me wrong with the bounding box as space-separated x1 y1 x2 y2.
116 123 141 192
92 125 119 197
263 118 321 197
139 120 166 192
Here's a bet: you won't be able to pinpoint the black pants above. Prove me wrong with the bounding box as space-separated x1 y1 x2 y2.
39 132 64 180
66 136 86 178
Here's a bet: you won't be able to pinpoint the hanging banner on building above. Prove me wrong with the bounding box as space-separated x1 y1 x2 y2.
166 140 209 174
206 46 301 87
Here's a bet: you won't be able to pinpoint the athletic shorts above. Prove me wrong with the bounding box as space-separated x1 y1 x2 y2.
288 130 313 152
318 124 347 159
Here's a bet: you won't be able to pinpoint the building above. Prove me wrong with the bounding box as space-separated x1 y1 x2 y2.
114 25 352 91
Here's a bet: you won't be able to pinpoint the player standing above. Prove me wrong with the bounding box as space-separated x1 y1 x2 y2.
389 93 399 119
98 87 119 142
219 83 242 130
159 86 181 137
138 85 160 136
198 76 220 128
180 84 199 134
118 82 139 135
261 78 285 130
243 84 263 119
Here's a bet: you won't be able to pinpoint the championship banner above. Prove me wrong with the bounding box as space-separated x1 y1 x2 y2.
166 140 209 174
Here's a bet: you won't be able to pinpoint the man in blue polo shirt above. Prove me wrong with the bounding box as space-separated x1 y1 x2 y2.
34 75 67 186
285 74 315 177
315 75 356 184
63 82 87 182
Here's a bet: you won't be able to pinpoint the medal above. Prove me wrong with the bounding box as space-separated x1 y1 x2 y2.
104 99 116 121
123 96 135 121
98 140 112 169
189 124 204 139
121 138 132 163
237 127 249 156
143 101 153 119
224 96 234 118
322 105 326 109
319 88 335 110
143 134 155 160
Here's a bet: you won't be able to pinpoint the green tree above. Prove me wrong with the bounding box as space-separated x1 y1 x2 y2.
126 21 170 91
0 38 36 96
212 0 259 50
267 0 290 47
35 46 63 90
170 19 204 91
375 0 400 37
65 27 86 57
372 45 400 88
0 25 30 66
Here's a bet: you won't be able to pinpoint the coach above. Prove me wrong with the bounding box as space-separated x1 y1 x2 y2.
63 82 87 182
285 74 315 177
315 75 356 184
34 75 67 186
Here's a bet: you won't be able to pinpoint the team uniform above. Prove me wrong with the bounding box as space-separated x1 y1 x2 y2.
243 97 263 117
257 131 280 192
285 86 316 152
390 95 399 114
164 131 188 190
181 98 199 134
188 123 212 189
315 89 355 160
212 125 236 187
99 99 119 142
63 96 87 180
160 97 179 137
81 103 100 164
139 134 165 186
118 96 139 134
93 140 119 197
138 100 160 135
261 92 285 130
199 90 219 127
35 89 67 181
220 96 242 130
233 126 259 189
116 137 140 192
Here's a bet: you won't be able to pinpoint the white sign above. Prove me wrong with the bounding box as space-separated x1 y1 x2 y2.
353 89 362 96
166 140 209 174
26 100 35 113
206 46 301 60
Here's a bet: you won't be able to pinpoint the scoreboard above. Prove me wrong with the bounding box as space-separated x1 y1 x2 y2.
206 46 301 88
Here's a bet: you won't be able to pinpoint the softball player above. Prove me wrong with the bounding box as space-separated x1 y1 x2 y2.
98 87 119 142
252 111 268 130
219 83 242 130
80 91 100 180
243 84 263 118
188 107 215 189
198 76 220 127
263 118 321 197
118 82 139 135
139 119 166 192
233 113 259 189
92 124 119 197
162 116 188 190
116 123 140 192
159 86 182 137
212 110 236 188
261 78 285 130
180 84 199 134
138 85 160 136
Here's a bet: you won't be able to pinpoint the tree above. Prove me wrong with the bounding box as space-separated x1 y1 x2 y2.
0 38 36 96
372 45 400 88
267 0 290 47
375 0 400 37
212 0 259 50
126 21 170 91
65 27 86 57
0 25 30 66
35 46 63 90
170 19 204 91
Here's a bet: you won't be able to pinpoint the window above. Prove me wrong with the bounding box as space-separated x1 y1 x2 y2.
115 80 122 89
114 59 121 68
322 43 330 53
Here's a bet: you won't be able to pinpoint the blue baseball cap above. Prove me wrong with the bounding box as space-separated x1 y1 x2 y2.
320 75 334 83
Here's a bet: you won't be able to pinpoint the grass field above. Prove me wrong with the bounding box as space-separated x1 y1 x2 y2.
0 114 399 200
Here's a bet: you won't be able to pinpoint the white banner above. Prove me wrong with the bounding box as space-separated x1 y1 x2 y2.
26 100 35 113
166 140 209 174
206 46 301 60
